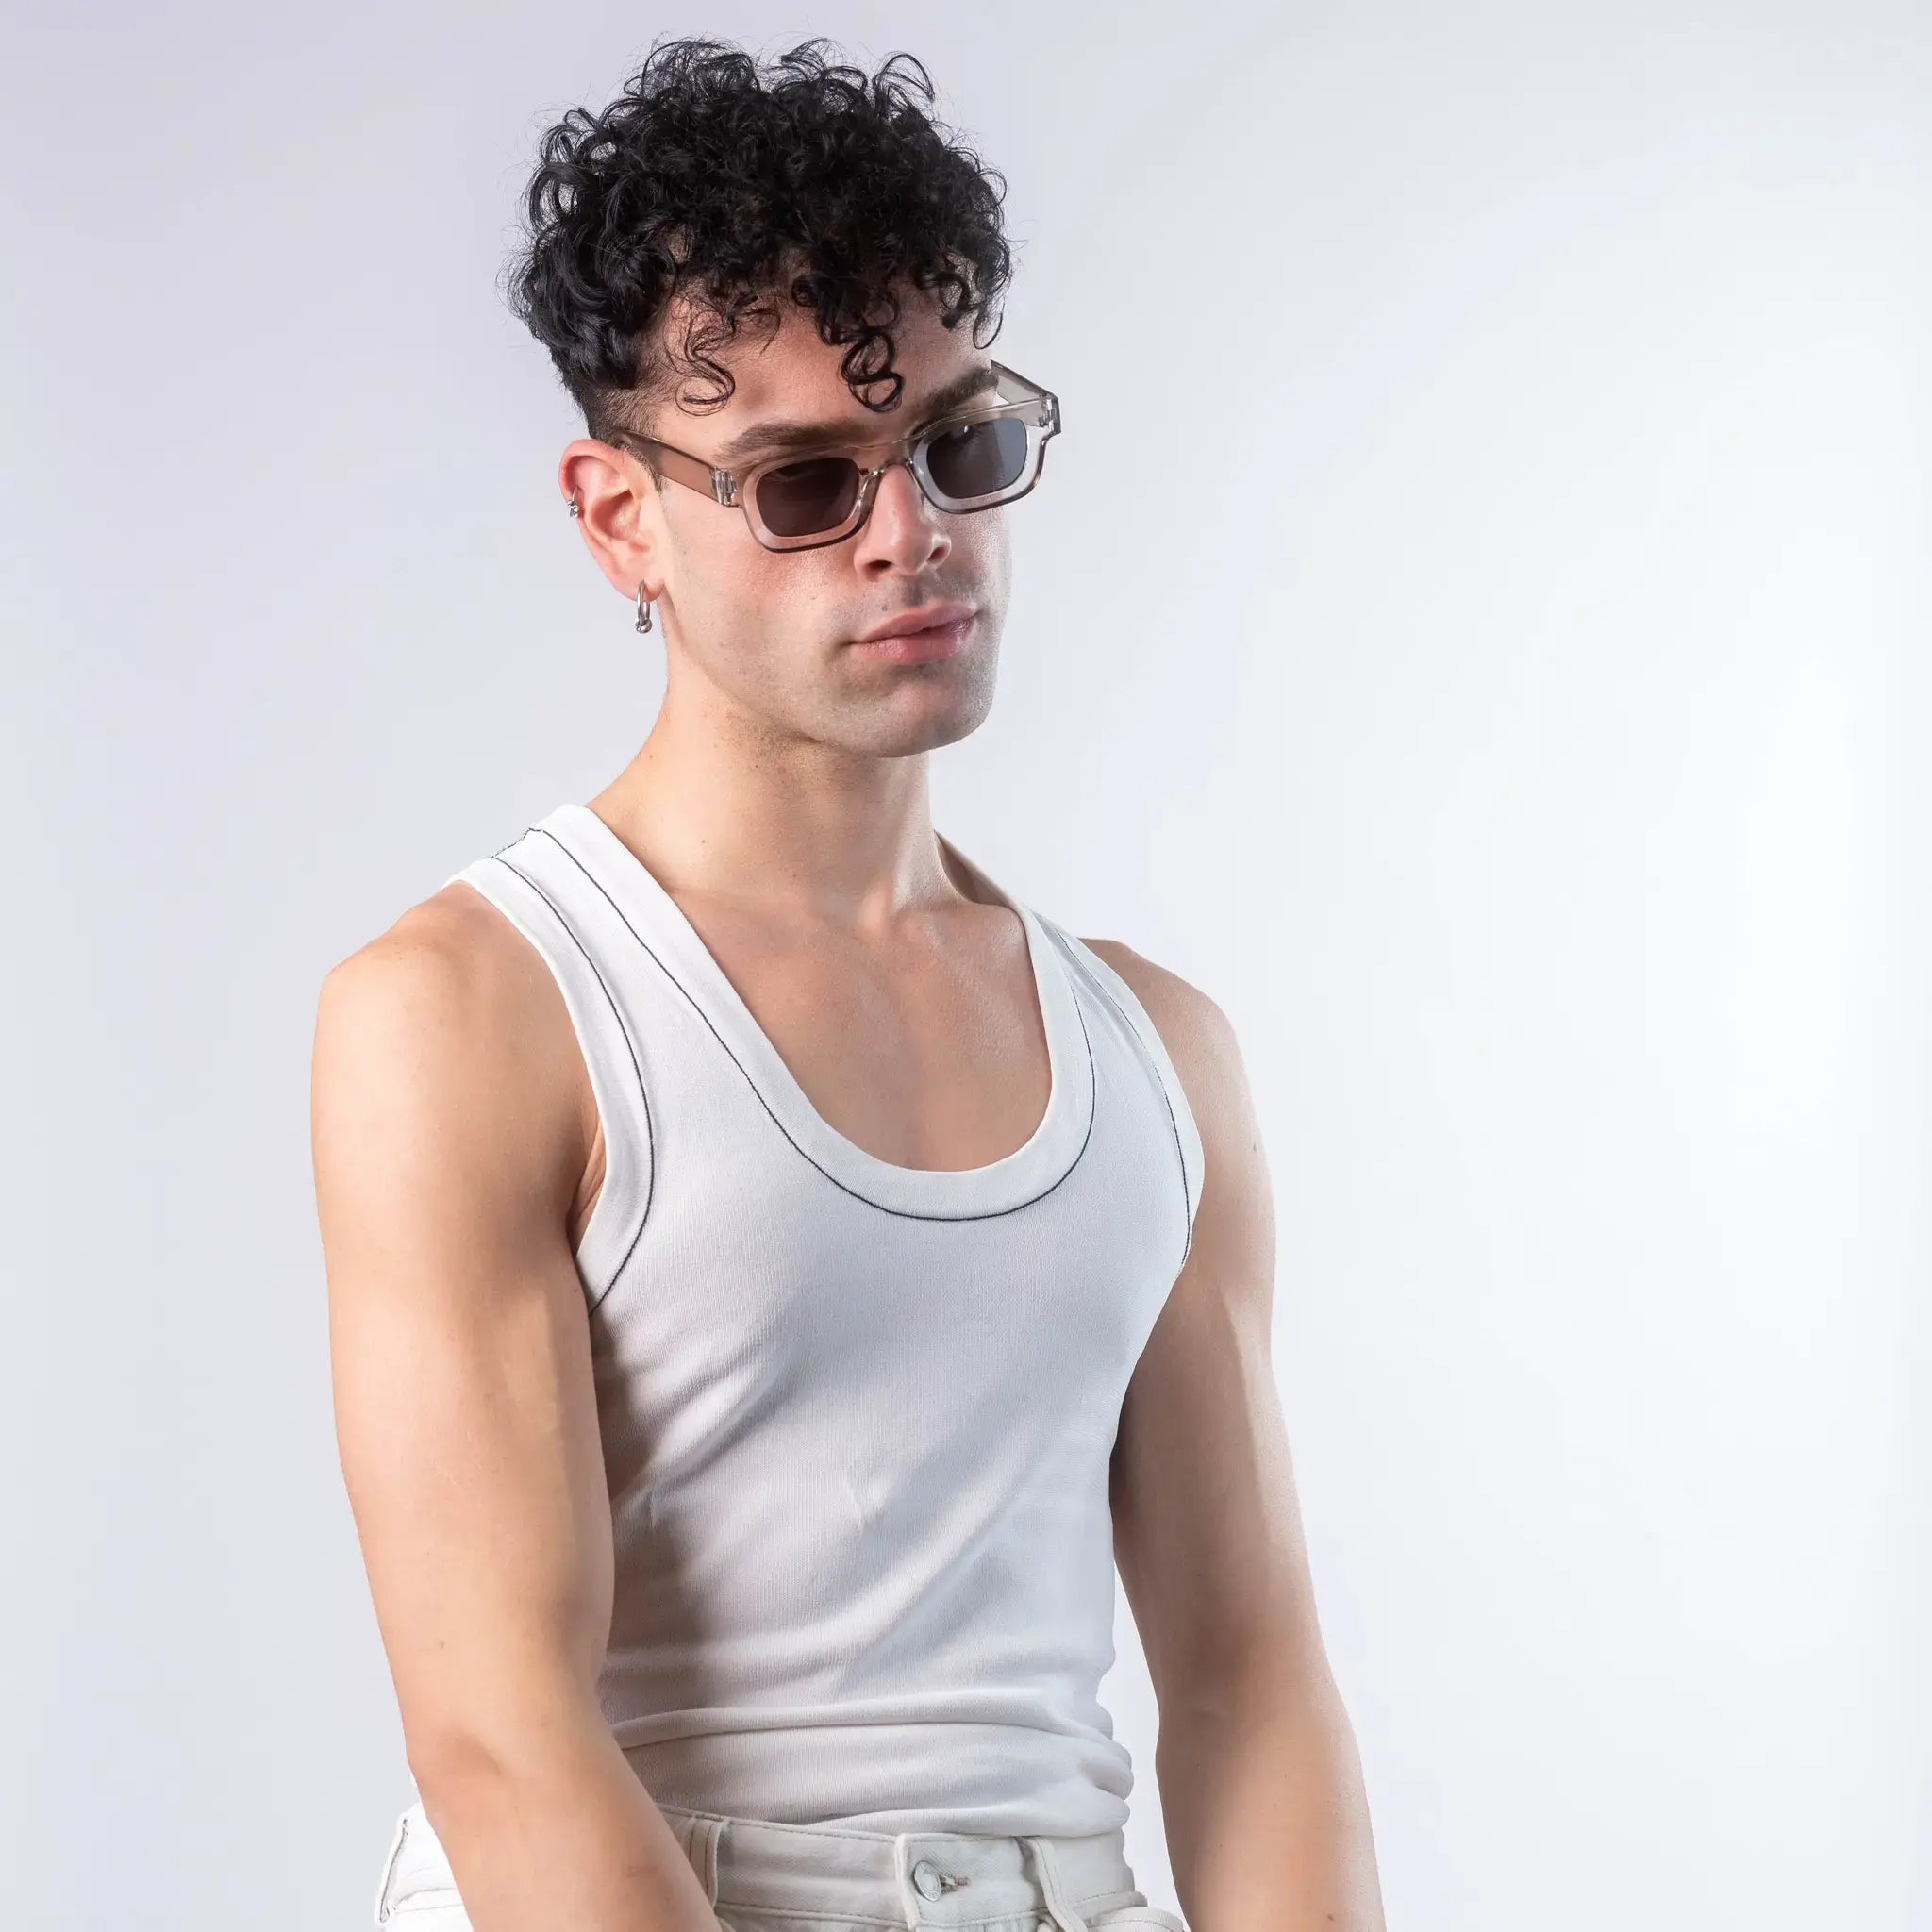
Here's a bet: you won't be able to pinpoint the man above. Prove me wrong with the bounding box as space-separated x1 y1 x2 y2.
312 35 1385 1932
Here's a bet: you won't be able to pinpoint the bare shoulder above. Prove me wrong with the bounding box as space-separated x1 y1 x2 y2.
316 888 519 1136
309 880 591 1281
1077 934 1243 1098
1080 935 1272 1314
317 877 531 1018
313 878 574 1081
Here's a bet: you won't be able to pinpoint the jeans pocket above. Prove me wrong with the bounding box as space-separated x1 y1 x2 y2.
385 1888 468 1917
1086 1909 1189 1932
374 1806 470 1924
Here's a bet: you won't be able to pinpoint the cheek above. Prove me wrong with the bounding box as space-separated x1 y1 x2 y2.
675 533 791 634
967 556 1011 634
963 515 1013 590
898 508 997 599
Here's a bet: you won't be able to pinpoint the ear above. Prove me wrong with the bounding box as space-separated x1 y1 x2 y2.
558 439 666 601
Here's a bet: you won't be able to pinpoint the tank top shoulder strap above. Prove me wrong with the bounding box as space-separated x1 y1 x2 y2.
440 824 655 1309
1031 911 1207 1267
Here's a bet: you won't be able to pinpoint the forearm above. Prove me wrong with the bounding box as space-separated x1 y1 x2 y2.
412 1714 722 1932
1154 1674 1387 1932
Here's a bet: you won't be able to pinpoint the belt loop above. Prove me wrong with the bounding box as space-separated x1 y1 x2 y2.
688 1815 726 1907
1023 1835 1091 1932
891 1833 924 1928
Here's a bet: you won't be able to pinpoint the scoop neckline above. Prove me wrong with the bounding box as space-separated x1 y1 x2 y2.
535 800 1094 1218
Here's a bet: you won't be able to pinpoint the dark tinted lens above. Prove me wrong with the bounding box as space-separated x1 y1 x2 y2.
925 417 1028 500
755 456 862 537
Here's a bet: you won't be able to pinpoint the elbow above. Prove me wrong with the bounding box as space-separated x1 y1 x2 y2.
402 1695 608 1809
1156 1633 1346 1726
405 1724 505 1802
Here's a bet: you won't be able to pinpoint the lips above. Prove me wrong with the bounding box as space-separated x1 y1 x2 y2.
854 599 976 645
849 611 974 665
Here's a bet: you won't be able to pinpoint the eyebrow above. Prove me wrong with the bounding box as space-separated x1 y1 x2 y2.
707 363 1001 468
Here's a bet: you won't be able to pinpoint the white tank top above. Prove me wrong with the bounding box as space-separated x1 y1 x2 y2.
438 800 1205 1837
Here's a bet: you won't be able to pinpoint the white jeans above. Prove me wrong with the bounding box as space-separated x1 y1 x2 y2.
370 1792 1190 1932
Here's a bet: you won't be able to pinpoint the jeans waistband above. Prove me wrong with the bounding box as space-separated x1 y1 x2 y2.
660 1800 1143 1924
374 1792 1161 1930
658 1801 1148 1929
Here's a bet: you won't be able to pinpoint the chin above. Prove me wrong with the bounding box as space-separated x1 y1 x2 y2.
843 679 996 756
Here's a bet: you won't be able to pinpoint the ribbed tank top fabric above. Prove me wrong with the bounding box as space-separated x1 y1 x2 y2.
436 801 1205 1838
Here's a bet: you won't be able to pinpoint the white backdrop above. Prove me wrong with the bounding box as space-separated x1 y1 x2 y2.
6 5 1924 1927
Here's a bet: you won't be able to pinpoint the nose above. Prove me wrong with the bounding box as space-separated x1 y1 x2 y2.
858 455 950 565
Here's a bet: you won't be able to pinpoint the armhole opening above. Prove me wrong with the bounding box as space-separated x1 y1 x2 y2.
441 859 653 1307
1038 916 1207 1260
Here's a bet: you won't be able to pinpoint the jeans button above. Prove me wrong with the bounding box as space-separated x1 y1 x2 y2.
911 1859 946 1901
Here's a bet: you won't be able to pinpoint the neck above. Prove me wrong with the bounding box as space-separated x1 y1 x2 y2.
589 689 974 929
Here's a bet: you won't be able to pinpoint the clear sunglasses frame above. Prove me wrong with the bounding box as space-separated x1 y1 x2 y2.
602 359 1062 553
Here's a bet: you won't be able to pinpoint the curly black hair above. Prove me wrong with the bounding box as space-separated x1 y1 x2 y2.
503 36 1017 468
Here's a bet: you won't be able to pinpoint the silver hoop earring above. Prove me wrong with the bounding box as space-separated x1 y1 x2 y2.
635 585 654 634
564 496 580 517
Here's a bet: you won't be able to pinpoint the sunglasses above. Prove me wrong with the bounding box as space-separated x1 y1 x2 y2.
592 359 1061 553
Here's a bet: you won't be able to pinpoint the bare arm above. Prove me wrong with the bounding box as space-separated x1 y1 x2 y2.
1090 939 1387 1932
312 885 719 1932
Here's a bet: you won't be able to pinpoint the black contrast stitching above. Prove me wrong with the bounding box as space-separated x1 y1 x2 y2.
529 822 1097 1224
1037 919 1195 1276
481 851 656 1311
